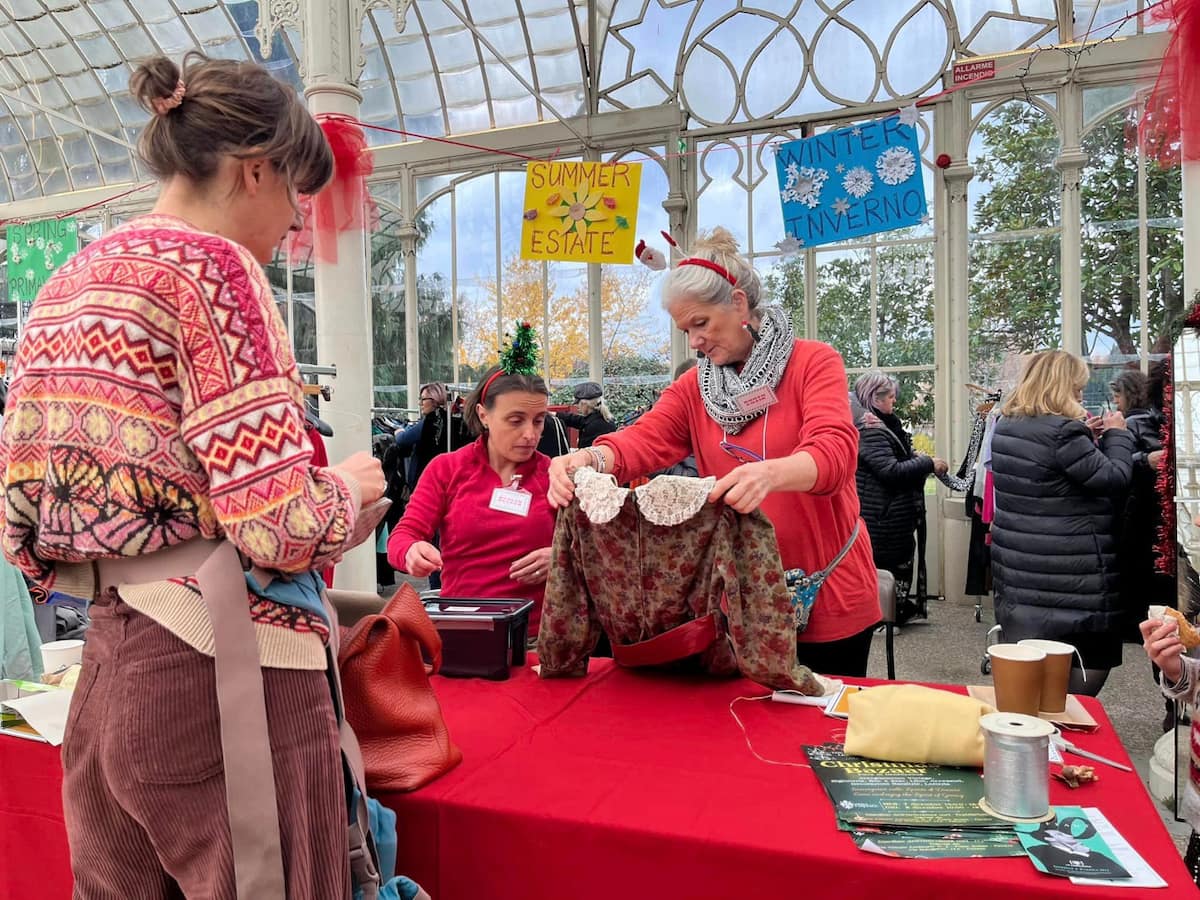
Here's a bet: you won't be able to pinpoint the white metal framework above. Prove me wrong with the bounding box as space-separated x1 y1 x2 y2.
0 0 1185 592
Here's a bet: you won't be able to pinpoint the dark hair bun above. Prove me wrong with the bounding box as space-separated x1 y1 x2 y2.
128 52 332 194
130 57 182 115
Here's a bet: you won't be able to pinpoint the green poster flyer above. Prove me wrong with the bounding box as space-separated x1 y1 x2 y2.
6 218 79 306
851 826 1025 859
1014 807 1130 880
804 744 1008 829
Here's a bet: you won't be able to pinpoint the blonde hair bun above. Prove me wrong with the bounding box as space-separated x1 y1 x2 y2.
693 227 741 256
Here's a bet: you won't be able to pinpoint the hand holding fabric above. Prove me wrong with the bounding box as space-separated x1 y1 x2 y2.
405 541 443 578
708 461 776 513
548 450 591 508
510 546 552 585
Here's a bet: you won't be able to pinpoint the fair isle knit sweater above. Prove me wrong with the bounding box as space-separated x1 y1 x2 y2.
0 214 361 669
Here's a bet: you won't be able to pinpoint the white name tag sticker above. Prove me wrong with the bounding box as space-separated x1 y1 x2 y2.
489 487 532 517
734 384 777 414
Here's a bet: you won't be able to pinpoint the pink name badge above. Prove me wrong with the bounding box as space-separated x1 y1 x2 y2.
734 384 777 414
489 487 532 517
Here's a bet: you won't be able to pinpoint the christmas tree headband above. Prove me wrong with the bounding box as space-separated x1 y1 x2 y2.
480 321 541 402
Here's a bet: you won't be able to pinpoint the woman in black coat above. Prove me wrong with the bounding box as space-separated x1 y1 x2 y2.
1110 369 1172 639
851 372 947 622
990 350 1134 696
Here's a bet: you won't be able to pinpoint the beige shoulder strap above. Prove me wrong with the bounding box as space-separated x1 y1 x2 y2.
196 542 288 898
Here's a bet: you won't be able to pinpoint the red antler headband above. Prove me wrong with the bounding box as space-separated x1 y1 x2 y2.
678 257 738 287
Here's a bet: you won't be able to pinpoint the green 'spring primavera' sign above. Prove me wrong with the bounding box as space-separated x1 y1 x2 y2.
6 218 79 305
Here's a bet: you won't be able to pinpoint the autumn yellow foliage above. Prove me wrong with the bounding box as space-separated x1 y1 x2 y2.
458 254 668 378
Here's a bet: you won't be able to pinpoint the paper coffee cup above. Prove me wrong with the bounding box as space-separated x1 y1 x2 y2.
987 643 1046 716
40 639 84 672
1018 639 1075 715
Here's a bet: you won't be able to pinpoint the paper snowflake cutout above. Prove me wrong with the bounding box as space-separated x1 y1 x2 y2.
781 162 828 209
832 198 851 216
774 235 803 258
875 146 917 186
835 163 845 173
898 104 921 126
850 127 862 137
920 213 932 226
842 166 874 199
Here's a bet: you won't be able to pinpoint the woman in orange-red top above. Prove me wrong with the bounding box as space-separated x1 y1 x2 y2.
548 228 879 676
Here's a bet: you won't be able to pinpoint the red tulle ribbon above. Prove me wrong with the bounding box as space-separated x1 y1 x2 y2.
288 117 376 264
1139 0 1200 166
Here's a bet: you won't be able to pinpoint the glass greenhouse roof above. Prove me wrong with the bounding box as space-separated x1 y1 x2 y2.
0 0 1167 203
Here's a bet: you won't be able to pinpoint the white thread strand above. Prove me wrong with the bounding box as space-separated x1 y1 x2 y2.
728 695 813 769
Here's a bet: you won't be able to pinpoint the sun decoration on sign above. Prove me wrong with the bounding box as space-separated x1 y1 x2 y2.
547 183 622 239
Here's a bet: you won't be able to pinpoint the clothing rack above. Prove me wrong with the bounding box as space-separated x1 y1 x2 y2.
298 363 337 377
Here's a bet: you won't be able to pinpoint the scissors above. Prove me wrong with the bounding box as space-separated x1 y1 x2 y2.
1050 729 1133 772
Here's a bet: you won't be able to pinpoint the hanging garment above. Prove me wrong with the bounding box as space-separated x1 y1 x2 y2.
538 469 825 694
936 392 999 493
0 558 42 680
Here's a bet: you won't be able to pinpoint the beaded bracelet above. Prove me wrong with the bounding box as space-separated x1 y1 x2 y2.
585 446 607 474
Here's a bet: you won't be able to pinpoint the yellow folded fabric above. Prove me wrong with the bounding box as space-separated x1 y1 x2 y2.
844 684 996 767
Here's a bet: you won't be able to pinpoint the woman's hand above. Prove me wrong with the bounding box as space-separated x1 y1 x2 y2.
1085 415 1104 438
405 541 443 578
1148 449 1166 468
334 451 386 504
548 450 592 508
510 547 553 585
1140 617 1184 685
1101 410 1126 431
932 457 949 476
709 461 776 514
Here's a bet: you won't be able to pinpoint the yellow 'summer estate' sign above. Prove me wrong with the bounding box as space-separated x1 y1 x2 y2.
520 161 642 264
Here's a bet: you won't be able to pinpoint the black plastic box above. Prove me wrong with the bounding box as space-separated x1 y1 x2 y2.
422 598 534 680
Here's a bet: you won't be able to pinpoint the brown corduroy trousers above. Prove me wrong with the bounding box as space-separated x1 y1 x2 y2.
62 590 350 899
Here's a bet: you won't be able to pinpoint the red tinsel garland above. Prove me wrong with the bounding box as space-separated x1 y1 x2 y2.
1155 297 1200 574
1139 0 1200 165
288 116 377 264
1157 367 1176 574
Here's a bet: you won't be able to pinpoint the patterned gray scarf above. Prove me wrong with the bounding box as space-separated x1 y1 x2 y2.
697 305 795 434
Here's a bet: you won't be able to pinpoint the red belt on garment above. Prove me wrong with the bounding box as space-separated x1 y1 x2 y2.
610 614 719 668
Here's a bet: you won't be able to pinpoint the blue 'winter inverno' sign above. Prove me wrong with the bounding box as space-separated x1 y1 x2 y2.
774 116 927 248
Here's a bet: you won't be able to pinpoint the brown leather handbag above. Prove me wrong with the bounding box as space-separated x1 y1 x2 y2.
335 582 462 792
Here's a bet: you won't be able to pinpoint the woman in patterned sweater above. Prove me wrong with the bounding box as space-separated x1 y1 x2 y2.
0 54 384 898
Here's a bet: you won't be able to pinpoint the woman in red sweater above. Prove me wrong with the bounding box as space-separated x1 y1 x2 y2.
388 362 555 631
548 229 879 675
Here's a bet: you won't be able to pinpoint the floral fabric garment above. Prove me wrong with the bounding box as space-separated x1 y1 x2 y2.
538 469 822 694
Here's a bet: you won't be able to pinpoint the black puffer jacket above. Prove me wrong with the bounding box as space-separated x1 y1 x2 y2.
1116 407 1170 634
990 415 1134 641
851 396 933 569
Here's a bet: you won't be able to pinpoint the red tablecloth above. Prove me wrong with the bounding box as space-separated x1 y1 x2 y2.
2 662 1192 900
